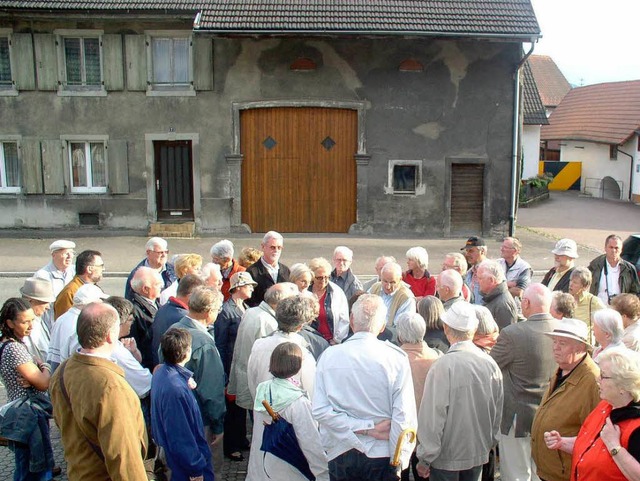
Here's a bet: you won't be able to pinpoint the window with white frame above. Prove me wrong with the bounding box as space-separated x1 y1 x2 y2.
68 141 107 193
0 36 12 90
57 31 103 91
149 35 192 89
0 141 20 192
387 159 424 195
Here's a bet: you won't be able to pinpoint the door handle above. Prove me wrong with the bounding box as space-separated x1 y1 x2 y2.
156 180 160 190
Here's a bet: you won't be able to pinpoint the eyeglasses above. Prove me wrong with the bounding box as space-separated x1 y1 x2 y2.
599 373 613 380
91 263 105 268
315 276 330 281
151 250 169 255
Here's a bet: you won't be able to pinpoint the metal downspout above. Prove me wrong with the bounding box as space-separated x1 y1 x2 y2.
615 147 634 200
509 41 536 236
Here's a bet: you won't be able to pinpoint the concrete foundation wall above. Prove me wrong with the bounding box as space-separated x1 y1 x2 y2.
0 20 520 235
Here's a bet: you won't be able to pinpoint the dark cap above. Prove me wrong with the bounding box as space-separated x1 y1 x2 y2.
461 236 486 250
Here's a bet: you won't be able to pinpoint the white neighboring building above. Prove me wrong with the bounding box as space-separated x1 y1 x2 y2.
541 80 640 202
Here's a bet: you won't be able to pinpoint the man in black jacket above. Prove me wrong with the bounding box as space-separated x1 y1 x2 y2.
589 234 640 304
245 231 290 307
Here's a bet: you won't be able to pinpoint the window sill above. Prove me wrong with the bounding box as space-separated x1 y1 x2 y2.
70 189 108 195
0 188 20 194
58 89 107 97
146 88 196 97
0 88 18 97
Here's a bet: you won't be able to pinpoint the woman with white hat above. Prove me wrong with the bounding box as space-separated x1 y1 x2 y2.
214 271 257 462
542 238 579 293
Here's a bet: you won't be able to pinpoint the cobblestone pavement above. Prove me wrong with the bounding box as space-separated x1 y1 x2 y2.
0 382 250 481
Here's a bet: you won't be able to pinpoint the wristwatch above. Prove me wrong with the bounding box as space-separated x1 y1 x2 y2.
610 446 623 456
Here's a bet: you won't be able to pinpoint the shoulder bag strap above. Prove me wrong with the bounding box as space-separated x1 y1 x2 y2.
59 362 106 462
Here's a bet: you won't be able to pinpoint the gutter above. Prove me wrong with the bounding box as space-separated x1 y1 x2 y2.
509 41 536 237
615 147 634 200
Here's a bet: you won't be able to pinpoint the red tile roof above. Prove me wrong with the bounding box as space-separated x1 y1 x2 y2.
528 55 571 108
522 60 548 125
541 80 640 145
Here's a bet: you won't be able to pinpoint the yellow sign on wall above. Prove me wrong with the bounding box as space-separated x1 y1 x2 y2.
539 161 582 191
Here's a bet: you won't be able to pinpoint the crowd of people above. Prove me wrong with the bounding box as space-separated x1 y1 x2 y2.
1 231 640 481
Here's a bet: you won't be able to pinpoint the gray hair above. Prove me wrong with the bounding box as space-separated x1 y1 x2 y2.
570 266 592 288
262 231 284 244
188 286 223 315
289 263 313 284
474 305 499 336
598 347 640 402
444 252 468 276
201 262 222 280
264 282 298 307
417 295 444 330
381 261 402 278
130 266 162 294
210 239 234 259
438 269 463 296
523 283 552 312
145 237 168 251
503 236 522 253
275 296 316 333
406 247 429 270
396 312 427 344
593 308 625 344
308 257 332 274
351 294 386 333
333 246 353 260
478 259 506 283
551 291 576 318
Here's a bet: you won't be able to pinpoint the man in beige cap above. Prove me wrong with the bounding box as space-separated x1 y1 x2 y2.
416 302 503 480
34 239 76 328
20 277 56 361
530 318 600 481
541 238 579 293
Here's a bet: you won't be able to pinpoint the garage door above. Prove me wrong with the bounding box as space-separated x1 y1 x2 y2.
450 163 484 234
241 107 357 233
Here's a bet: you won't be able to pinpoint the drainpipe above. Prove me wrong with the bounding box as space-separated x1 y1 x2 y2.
615 147 634 200
509 41 536 237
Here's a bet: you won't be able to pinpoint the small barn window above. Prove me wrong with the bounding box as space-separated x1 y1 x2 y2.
610 145 618 160
290 58 316 71
399 58 424 72
387 160 423 195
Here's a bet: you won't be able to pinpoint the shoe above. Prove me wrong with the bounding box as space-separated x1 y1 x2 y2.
225 452 244 462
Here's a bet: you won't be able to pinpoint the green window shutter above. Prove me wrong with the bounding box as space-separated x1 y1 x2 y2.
41 140 65 194
33 34 58 91
107 140 129 194
193 36 213 91
103 34 124 91
12 34 36 90
125 35 147 91
21 139 43 194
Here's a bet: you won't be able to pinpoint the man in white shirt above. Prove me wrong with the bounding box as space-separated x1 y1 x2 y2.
313 294 417 480
588 234 640 304
246 231 291 307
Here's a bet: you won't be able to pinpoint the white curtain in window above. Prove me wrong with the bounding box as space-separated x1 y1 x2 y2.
84 38 101 86
90 143 106 187
173 38 189 84
2 143 19 187
71 142 87 187
152 38 172 84
64 38 82 85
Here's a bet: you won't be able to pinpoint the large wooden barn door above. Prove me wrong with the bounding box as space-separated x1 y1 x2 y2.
241 107 357 233
450 163 484 234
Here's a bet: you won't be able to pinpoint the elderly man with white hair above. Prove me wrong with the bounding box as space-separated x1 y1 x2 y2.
210 239 246 301
441 252 472 302
129 266 163 369
416 301 503 480
47 283 109 372
363 255 397 293
592 308 625 361
35 239 76 328
246 231 291 307
437 269 464 311
477 259 519 330
313 294 418 480
330 245 363 301
124 237 176 301
370 262 416 335
201 262 223 291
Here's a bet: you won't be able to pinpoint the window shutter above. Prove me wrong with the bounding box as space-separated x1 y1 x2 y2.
193 36 213 91
33 34 58 90
12 34 36 90
107 139 129 194
125 35 147 91
103 34 124 91
21 139 43 194
41 140 65 194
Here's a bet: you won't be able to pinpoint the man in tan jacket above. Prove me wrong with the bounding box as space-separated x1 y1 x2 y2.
50 302 147 480
530 318 600 481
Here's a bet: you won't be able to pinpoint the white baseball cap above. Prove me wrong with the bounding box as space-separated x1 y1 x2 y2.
441 302 479 333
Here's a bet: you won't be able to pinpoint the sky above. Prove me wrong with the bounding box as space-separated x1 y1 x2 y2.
529 0 640 86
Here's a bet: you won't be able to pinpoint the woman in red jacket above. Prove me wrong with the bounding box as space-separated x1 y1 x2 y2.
544 348 640 481
402 247 436 301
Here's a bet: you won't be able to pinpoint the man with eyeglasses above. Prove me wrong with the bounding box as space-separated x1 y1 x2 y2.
125 237 176 301
246 231 290 307
35 239 76 329
497 237 533 301
330 245 363 301
53 249 105 320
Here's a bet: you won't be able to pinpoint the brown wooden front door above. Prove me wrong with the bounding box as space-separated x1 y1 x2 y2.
240 107 357 233
154 140 194 221
450 163 484 235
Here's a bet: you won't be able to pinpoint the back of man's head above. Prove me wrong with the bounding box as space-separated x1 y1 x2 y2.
131 266 161 295
478 259 505 284
76 250 101 276
439 269 463 297
523 283 552 316
104 296 133 323
176 274 205 299
188 286 222 315
76 302 118 349
351 294 386 334
264 282 298 308
275 295 316 333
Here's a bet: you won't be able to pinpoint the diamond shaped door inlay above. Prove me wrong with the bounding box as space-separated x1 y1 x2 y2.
263 136 277 150
321 136 336 151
